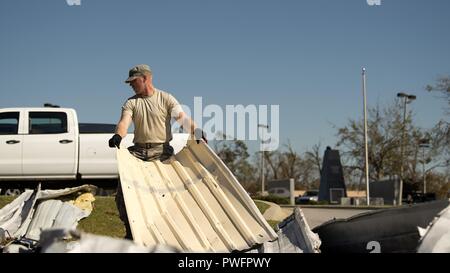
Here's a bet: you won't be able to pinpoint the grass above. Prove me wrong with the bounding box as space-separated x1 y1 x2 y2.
253 200 270 214
0 195 279 238
267 220 280 229
0 196 16 209
253 201 281 228
77 196 126 238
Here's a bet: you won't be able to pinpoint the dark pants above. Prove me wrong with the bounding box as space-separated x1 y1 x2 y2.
115 143 174 240
115 183 133 240
127 143 174 162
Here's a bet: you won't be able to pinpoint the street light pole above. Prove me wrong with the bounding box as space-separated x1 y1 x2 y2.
399 97 407 206
419 138 430 194
362 68 370 206
397 92 416 206
258 124 269 196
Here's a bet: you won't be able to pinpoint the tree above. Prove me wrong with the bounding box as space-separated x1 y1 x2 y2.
253 141 317 190
414 122 450 190
280 141 317 190
336 101 406 182
305 142 322 177
304 142 323 189
213 133 256 189
335 100 435 184
335 98 449 194
262 150 283 181
425 76 449 147
426 76 449 167
426 75 450 115
429 120 450 166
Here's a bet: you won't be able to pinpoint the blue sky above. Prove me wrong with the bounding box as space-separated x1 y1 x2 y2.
1 0 449 155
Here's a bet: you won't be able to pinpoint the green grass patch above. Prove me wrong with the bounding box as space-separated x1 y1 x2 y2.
253 200 270 214
253 201 280 229
267 220 280 229
0 196 17 209
77 196 126 238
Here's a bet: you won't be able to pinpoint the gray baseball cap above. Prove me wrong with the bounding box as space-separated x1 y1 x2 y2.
125 64 152 83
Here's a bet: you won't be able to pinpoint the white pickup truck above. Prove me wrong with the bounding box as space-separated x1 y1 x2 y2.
0 107 134 193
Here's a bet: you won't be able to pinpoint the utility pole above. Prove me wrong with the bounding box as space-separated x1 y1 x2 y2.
397 92 416 206
362 68 370 206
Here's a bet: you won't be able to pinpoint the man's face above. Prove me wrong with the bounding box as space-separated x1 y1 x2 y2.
129 76 145 95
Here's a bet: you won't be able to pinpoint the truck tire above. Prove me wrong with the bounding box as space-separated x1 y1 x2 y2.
4 188 22 196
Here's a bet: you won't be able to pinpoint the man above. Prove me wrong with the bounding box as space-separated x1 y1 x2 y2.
108 64 206 239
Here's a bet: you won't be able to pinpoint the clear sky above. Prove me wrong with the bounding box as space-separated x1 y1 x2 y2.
1 0 449 155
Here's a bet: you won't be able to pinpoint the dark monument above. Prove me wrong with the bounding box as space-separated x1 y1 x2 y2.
318 146 347 203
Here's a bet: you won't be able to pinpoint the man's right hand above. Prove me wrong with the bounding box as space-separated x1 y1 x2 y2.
108 134 122 149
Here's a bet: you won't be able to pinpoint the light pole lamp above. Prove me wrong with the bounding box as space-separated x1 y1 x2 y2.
396 92 416 205
419 138 430 194
258 124 269 195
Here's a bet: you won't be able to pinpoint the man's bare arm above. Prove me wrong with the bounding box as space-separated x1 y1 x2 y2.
175 111 196 134
115 112 132 138
175 112 207 143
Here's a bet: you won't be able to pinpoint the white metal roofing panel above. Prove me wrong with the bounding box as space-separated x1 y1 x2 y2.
417 201 450 253
25 200 88 241
0 185 95 249
0 190 34 235
245 207 321 253
117 139 278 252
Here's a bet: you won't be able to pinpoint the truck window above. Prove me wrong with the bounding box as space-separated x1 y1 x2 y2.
0 112 19 135
29 112 67 134
79 123 116 133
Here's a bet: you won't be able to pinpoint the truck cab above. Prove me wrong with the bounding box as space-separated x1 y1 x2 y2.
0 107 133 184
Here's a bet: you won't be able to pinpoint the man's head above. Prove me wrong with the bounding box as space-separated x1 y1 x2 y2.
125 64 153 95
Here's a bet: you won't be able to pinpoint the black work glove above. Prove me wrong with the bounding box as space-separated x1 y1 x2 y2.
194 128 207 144
108 134 122 149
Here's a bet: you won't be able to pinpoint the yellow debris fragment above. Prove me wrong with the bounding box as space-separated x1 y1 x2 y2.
69 193 95 213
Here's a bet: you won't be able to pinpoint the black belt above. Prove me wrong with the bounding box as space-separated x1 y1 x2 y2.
135 143 166 149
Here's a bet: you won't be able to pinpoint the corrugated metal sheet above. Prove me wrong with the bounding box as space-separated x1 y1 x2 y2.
246 208 321 253
0 185 96 252
25 199 88 241
117 139 278 252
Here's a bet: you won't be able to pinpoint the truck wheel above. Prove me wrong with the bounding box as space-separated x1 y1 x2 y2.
4 189 22 196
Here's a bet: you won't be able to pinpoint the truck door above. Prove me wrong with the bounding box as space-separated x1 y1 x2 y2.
0 111 23 175
22 111 77 177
